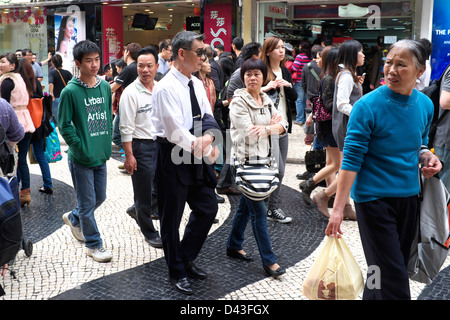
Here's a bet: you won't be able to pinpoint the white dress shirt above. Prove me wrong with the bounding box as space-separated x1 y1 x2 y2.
151 66 213 152
119 77 156 142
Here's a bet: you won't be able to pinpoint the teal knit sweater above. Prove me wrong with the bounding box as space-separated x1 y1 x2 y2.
341 85 433 203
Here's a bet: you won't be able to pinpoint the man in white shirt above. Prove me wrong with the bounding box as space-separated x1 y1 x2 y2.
157 39 172 76
152 31 220 295
119 46 162 249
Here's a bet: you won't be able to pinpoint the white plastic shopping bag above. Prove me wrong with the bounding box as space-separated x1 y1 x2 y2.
302 236 364 300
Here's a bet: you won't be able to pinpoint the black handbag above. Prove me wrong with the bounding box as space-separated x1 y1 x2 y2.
0 123 15 176
304 146 326 173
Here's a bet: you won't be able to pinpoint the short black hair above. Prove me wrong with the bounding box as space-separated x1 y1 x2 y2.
240 42 262 61
51 54 63 68
240 58 267 83
73 40 100 63
158 39 171 52
126 43 142 61
137 46 159 64
214 44 224 51
232 37 244 50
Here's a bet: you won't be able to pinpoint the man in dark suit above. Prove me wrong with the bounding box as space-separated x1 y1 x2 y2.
151 31 221 295
205 44 224 93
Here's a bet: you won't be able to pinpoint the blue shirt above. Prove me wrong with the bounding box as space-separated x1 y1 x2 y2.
341 85 433 203
157 55 170 75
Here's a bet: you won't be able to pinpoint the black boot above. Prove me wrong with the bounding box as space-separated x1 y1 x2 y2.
299 178 316 205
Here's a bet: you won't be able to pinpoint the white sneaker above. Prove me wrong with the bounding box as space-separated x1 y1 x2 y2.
62 212 84 242
86 247 112 262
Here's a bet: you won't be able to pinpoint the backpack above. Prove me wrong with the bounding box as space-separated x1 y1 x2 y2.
0 123 15 176
421 64 450 148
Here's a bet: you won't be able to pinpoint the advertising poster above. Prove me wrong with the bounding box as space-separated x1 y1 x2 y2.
102 5 123 64
430 0 450 80
204 3 232 53
55 6 85 73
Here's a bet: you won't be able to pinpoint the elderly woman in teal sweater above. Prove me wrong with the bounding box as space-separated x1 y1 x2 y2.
325 39 442 300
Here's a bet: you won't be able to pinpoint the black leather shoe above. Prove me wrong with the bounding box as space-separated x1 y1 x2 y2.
170 277 194 295
126 204 138 224
145 236 163 248
263 265 286 278
226 248 253 262
184 261 207 279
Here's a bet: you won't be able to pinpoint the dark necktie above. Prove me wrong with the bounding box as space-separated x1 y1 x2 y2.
188 80 202 122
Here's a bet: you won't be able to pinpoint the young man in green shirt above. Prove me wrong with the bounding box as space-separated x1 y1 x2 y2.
58 40 113 262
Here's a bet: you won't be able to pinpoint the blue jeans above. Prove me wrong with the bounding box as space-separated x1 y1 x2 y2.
17 133 52 190
68 159 107 249
294 82 306 123
227 195 277 266
434 146 450 192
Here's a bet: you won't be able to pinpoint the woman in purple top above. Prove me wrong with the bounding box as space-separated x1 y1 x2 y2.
0 98 25 146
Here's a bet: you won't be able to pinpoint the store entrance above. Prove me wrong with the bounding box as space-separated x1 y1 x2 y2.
117 0 201 48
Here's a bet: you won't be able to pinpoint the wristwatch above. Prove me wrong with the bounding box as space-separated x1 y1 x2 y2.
265 126 270 135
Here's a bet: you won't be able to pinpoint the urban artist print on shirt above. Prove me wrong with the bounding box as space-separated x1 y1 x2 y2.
85 96 109 137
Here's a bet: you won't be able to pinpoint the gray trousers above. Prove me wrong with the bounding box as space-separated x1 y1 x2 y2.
268 133 288 210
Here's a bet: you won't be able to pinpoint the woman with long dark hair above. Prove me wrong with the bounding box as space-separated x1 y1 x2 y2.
0 53 35 206
260 36 297 223
17 58 53 204
57 16 76 56
300 46 343 219
311 40 364 219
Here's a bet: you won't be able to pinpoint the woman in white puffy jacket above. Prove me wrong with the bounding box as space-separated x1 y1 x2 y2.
226 58 288 278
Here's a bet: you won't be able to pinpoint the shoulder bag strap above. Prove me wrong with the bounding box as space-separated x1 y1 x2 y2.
308 62 320 82
56 69 67 87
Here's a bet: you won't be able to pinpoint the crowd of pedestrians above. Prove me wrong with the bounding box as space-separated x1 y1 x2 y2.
0 30 449 300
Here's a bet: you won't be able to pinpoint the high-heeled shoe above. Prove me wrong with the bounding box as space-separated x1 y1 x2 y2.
38 187 53 194
263 265 286 278
20 188 31 207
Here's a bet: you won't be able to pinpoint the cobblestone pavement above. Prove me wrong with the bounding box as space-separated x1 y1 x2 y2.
1 124 449 302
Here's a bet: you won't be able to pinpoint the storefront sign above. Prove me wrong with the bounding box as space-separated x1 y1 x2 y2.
431 0 450 80
102 5 123 63
293 2 412 20
268 5 286 16
204 3 232 52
